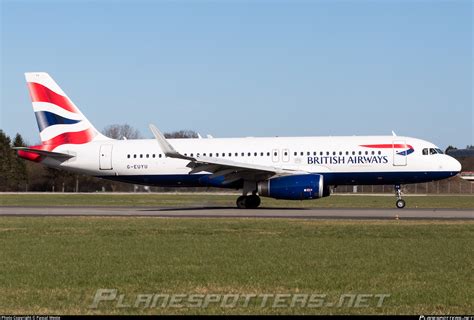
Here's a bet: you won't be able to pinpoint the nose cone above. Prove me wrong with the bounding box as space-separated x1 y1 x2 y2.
448 156 462 173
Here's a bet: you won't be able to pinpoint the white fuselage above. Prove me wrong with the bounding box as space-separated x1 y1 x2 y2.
44 135 461 188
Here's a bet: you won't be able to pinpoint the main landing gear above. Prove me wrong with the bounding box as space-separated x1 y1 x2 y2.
236 194 261 209
394 185 406 209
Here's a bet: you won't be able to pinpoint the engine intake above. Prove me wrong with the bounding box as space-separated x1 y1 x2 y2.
257 174 328 200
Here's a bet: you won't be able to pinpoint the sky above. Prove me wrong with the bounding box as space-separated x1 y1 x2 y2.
1 0 472 149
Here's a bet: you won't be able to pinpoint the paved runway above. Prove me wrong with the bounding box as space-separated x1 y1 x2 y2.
0 206 473 220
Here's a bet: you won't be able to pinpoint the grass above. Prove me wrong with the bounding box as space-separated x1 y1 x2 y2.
0 217 472 314
0 193 473 208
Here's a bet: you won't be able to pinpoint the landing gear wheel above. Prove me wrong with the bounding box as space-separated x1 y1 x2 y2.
236 195 261 209
396 199 406 209
394 185 406 209
236 196 246 209
246 195 261 209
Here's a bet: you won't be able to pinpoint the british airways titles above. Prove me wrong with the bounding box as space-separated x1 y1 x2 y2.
307 155 389 165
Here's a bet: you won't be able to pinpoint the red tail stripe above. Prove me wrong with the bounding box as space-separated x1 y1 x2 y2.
17 129 95 162
27 82 79 113
360 144 413 149
42 128 96 146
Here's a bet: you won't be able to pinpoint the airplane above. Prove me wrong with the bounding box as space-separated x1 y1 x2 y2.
14 72 462 209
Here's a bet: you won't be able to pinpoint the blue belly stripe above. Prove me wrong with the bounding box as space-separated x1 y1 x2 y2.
97 171 458 188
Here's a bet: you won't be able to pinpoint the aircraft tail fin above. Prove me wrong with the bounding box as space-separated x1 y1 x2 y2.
25 72 110 147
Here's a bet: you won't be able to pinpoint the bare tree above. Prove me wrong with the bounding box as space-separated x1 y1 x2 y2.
103 124 142 139
164 130 198 139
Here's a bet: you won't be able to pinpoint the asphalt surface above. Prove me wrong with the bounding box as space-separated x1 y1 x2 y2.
0 206 473 220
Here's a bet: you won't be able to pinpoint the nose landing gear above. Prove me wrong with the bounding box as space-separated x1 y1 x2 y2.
394 185 406 209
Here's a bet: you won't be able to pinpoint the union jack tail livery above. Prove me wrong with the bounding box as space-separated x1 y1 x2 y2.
26 72 109 146
16 73 110 162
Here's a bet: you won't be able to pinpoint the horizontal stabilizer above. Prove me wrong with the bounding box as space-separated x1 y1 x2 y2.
13 147 74 159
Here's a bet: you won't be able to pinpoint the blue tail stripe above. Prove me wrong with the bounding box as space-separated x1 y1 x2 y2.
396 149 415 156
35 111 81 131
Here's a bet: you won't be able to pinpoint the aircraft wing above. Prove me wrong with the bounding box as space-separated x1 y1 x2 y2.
149 124 304 184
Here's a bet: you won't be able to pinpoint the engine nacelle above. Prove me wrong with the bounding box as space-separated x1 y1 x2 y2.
257 174 329 200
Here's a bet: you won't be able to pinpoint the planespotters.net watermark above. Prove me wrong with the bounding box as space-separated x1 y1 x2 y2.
89 289 390 309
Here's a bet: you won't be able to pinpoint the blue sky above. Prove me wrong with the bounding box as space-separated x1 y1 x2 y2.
1 0 472 149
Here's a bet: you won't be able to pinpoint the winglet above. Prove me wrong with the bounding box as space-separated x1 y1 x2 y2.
149 124 194 161
392 130 397 136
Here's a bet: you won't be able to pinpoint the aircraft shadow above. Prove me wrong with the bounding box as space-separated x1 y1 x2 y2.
139 206 311 212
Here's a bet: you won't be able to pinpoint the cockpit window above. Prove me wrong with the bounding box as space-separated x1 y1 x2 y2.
423 147 443 155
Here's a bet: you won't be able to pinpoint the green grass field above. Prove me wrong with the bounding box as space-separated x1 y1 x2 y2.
1 193 473 208
0 217 473 315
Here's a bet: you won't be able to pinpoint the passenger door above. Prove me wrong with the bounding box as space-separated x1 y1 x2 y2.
392 140 407 166
99 144 113 170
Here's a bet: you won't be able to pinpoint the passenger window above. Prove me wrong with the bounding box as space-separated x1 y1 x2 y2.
294 152 297 156
320 152 323 156
159 154 162 158
371 151 375 155
352 151 356 155
248 152 251 156
274 152 277 156
345 151 349 155
365 151 368 155
339 151 342 156
210 153 213 157
260 152 264 156
333 152 336 156
313 151 317 156
358 151 362 155
307 152 310 156
378 151 381 155
140 154 143 158
235 153 238 156
127 154 130 158
284 151 288 156
300 152 304 156
190 153 194 157
152 154 155 158
133 154 137 158
241 152 244 156
228 153 232 157
222 153 225 157
326 152 330 156
146 154 149 158
267 152 270 156
254 152 257 156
